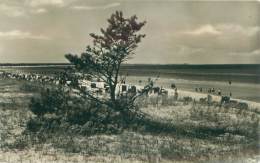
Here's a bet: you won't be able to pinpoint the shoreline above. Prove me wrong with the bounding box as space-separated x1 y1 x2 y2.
126 75 260 103
176 89 260 110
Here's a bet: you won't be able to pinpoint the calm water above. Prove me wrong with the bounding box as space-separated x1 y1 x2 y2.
120 64 260 84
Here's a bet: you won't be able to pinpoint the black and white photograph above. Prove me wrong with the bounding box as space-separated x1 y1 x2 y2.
0 0 259 162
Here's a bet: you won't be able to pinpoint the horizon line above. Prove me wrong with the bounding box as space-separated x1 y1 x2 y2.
0 63 260 66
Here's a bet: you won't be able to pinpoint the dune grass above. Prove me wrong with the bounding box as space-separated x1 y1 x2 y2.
0 79 259 162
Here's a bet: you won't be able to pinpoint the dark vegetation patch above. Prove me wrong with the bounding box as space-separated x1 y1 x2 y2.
26 86 143 136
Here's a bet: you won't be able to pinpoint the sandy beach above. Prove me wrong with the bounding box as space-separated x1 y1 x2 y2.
126 76 260 103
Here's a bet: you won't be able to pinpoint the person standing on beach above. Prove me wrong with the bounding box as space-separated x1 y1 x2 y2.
171 83 176 89
212 88 215 94
174 88 178 100
218 89 221 96
228 80 232 97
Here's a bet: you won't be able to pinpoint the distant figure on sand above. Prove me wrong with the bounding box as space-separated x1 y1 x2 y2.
171 83 176 89
218 89 221 96
174 88 178 100
199 87 202 92
207 94 212 104
208 88 215 94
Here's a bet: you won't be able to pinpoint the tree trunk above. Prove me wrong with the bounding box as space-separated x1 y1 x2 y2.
109 84 117 108
110 86 116 102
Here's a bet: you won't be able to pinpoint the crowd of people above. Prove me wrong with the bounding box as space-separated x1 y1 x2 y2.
1 70 234 100
195 87 233 97
195 87 223 96
0 70 73 86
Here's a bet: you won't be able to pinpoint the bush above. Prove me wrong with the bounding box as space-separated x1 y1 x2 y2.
27 86 129 135
26 118 43 132
29 87 68 117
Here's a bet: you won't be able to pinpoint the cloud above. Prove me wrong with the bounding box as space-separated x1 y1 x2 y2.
0 3 48 17
0 4 25 17
250 49 260 56
176 24 260 53
217 24 260 37
71 3 121 11
229 49 260 57
175 45 204 56
25 0 65 7
181 24 260 37
0 30 50 40
31 8 48 14
181 24 222 36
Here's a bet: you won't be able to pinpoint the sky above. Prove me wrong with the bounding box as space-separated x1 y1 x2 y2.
0 0 259 64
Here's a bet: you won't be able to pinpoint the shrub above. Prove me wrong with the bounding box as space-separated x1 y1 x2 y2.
29 87 69 117
27 86 129 135
26 118 43 132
